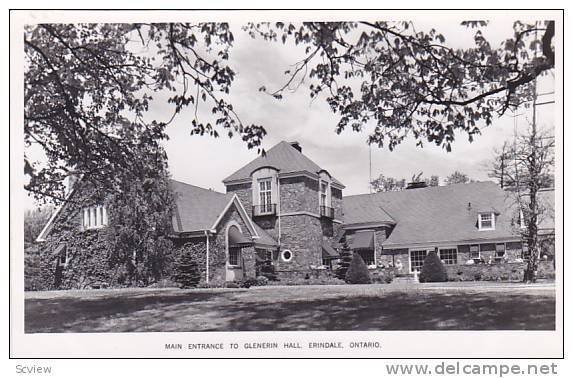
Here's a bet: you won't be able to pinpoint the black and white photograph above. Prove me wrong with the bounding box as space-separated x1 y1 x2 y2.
9 9 563 359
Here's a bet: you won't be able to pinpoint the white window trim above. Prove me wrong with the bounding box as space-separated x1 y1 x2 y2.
478 212 495 231
258 177 273 214
408 248 429 273
228 247 242 267
82 205 108 230
438 247 458 265
469 244 481 260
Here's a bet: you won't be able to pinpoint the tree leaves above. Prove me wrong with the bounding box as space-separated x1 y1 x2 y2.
245 20 555 151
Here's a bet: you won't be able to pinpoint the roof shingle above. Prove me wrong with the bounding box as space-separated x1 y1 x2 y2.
222 141 344 187
343 182 555 247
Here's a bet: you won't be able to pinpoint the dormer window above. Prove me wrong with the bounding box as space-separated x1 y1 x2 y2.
82 205 108 229
478 212 495 231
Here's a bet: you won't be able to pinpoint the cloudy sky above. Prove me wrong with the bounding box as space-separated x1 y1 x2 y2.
24 17 555 209
160 19 555 196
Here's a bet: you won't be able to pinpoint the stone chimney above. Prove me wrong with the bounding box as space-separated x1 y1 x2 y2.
406 181 428 189
289 141 302 153
66 174 79 195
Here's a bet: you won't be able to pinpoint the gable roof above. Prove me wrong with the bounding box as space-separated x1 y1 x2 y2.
222 141 344 187
343 182 555 248
170 179 277 246
170 179 234 233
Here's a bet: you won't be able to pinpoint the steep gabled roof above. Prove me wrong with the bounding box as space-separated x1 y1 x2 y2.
170 179 234 233
343 181 555 248
222 141 344 187
170 179 277 246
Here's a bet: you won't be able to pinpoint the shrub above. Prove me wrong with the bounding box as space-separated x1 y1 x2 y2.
345 253 371 284
419 251 447 283
335 240 353 280
257 259 279 281
255 276 269 286
225 281 240 288
239 277 259 288
172 250 201 288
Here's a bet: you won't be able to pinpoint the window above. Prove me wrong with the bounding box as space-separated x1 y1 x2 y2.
470 244 480 259
355 249 375 266
495 243 506 260
281 249 293 262
58 245 68 266
410 250 427 272
228 247 242 266
82 205 108 229
478 213 495 230
439 248 458 265
258 178 273 213
320 181 328 207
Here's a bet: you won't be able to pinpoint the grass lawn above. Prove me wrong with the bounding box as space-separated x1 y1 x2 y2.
24 283 555 333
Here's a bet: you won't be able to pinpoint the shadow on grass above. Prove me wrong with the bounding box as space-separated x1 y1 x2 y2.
25 289 555 333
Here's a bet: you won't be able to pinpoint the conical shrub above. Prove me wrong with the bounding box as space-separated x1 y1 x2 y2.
345 253 371 284
419 250 447 283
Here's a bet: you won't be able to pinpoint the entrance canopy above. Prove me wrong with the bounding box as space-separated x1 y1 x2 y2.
228 226 252 248
348 231 375 250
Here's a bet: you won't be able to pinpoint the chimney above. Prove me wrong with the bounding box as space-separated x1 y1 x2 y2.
289 141 302 153
66 174 79 195
406 181 428 189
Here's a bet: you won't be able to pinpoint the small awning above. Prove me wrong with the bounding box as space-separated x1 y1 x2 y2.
228 226 252 248
349 231 375 250
322 241 339 259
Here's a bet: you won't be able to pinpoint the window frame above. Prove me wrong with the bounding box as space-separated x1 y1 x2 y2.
409 249 428 273
438 247 458 265
478 212 495 230
469 244 481 260
258 178 273 214
228 246 242 267
82 205 109 230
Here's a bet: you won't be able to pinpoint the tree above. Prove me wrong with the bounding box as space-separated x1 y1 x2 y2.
173 247 202 288
24 23 266 203
104 151 175 286
335 239 353 280
445 171 471 185
25 21 555 202
24 206 55 244
248 21 555 151
508 122 554 283
427 175 440 187
419 251 448 283
489 140 554 190
488 141 516 189
370 174 406 192
345 253 371 284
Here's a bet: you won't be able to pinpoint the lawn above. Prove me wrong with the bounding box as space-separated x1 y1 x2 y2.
24 283 555 333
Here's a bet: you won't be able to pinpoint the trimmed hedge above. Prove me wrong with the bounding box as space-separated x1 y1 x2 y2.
419 251 447 283
345 253 372 284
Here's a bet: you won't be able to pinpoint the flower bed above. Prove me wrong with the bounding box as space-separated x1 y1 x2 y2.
445 260 555 282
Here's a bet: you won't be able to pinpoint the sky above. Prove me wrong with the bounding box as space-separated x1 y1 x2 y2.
160 20 555 195
24 18 555 209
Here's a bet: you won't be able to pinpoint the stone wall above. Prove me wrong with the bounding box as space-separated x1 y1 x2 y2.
225 183 252 217
279 176 319 214
276 214 323 272
173 202 258 283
